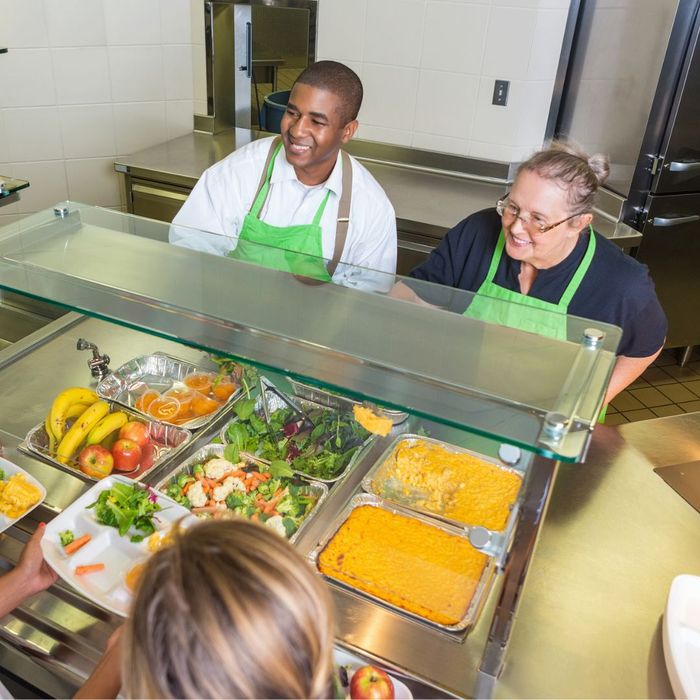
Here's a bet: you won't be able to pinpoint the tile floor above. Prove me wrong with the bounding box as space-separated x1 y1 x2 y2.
606 348 700 425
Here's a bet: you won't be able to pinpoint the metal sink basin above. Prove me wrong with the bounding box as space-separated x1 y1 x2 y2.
0 293 65 350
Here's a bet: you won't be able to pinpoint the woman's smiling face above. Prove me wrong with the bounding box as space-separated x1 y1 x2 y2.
502 170 591 269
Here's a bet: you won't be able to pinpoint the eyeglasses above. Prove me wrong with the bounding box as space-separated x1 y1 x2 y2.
496 192 586 235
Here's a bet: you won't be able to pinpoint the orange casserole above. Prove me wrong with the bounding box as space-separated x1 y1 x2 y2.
374 440 522 531
318 505 488 626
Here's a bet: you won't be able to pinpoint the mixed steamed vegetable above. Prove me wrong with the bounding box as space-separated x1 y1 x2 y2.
164 454 322 539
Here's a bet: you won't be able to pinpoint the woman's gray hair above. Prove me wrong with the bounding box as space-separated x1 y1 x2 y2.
517 140 610 213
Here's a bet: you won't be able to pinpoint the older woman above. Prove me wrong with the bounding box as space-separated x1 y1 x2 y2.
397 141 666 404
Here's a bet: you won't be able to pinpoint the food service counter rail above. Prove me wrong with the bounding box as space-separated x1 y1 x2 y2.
1 316 698 698
114 128 643 268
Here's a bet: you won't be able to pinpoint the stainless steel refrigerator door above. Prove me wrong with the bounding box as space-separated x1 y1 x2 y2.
652 12 700 195
636 192 700 347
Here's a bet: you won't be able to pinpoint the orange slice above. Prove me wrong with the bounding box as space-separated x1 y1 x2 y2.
135 389 159 413
125 561 147 593
164 387 195 418
148 396 180 422
191 392 220 417
212 376 237 401
184 372 214 395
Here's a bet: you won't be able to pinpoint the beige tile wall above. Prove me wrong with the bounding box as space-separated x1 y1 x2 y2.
318 0 571 163
0 0 194 224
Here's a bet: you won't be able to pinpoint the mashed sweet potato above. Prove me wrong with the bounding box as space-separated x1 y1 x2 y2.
318 504 488 626
374 440 522 531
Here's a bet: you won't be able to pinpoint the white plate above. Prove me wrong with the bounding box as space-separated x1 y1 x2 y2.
0 456 46 534
663 574 700 699
41 474 193 617
334 649 413 700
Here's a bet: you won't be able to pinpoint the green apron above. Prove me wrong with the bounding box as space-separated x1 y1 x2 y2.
228 138 351 282
465 226 607 420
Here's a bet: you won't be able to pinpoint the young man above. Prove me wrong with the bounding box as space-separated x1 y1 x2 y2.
170 61 397 287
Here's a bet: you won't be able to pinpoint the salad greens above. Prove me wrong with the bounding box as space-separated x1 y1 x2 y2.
224 405 371 480
207 356 258 396
87 481 162 542
59 530 75 547
0 468 4 481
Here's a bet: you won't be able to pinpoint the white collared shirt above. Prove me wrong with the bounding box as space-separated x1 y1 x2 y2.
170 136 397 288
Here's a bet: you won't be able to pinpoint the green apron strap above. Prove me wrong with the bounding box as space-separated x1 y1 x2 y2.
327 151 352 278
250 137 284 219
483 230 507 284
311 190 332 226
557 225 596 308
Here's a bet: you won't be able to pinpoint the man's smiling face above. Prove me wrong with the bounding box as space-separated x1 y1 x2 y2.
280 83 357 185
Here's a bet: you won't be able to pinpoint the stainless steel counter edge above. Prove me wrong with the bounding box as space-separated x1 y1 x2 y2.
114 129 642 248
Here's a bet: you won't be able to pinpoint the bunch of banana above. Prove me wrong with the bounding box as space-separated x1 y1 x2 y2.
55 400 110 464
48 387 100 441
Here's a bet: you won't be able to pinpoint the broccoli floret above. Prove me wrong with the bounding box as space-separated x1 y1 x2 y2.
59 530 75 547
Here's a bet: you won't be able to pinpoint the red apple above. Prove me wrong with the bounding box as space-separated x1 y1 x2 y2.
78 444 114 480
350 666 395 700
112 438 142 472
139 441 158 471
118 421 150 450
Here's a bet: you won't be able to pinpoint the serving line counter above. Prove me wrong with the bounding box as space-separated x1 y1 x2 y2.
114 128 642 273
0 321 697 697
0 204 693 698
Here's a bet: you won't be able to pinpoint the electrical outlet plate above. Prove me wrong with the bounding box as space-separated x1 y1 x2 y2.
492 80 509 106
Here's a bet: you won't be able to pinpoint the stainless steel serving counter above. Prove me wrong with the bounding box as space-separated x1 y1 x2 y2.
1 316 697 698
114 129 643 257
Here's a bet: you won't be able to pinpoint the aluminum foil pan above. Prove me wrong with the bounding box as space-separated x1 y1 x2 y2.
218 383 375 484
96 352 242 430
361 435 523 545
288 379 409 425
308 493 495 633
18 403 192 484
153 443 328 544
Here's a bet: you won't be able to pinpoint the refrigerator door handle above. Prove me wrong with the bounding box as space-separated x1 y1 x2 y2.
669 160 700 172
651 214 700 227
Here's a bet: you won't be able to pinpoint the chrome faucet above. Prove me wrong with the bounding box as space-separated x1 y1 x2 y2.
76 338 111 380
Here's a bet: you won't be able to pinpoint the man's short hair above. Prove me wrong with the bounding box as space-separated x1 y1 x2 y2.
294 60 363 124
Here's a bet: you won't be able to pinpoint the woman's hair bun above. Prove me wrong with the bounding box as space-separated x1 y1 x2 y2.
587 152 610 186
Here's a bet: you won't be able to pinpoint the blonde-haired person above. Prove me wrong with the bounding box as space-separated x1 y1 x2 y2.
76 519 334 699
393 140 666 407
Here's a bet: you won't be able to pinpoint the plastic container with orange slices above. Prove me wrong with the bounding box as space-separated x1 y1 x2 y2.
96 352 243 430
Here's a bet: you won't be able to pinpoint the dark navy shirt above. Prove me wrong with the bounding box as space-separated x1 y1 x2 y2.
409 208 667 357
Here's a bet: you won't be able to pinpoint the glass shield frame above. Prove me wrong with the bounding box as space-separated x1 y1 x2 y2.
0 203 622 461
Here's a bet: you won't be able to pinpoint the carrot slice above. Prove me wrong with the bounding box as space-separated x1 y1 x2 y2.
64 533 91 555
75 563 105 575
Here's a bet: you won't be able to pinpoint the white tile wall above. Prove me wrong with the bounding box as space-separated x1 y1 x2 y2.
0 0 197 222
319 0 572 162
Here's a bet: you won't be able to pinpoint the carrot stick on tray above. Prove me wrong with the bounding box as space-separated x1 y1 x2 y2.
74 563 105 576
64 534 91 555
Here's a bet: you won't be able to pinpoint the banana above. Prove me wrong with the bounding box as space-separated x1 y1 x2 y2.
56 400 110 464
65 402 92 420
50 387 99 441
86 411 128 446
44 413 57 453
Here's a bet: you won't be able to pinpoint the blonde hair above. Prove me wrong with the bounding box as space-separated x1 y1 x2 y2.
122 519 334 699
517 139 610 213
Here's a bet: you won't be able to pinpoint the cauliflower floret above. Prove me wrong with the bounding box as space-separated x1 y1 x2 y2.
212 476 245 503
187 481 208 508
204 458 235 480
265 515 287 538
